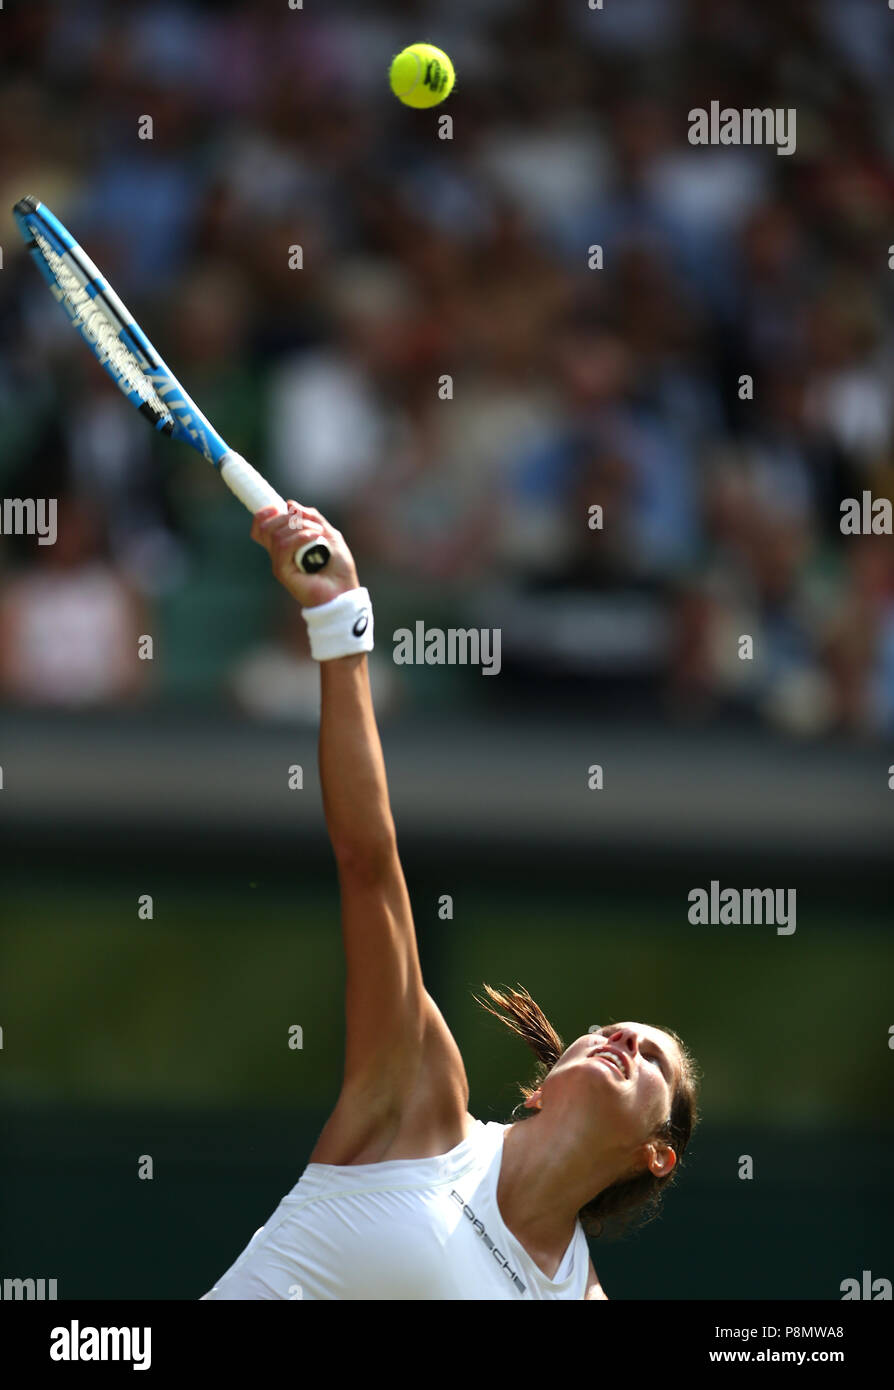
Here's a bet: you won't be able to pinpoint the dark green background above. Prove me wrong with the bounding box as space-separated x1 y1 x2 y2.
2 852 890 1300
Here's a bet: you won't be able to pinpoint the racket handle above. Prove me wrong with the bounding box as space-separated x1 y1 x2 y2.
219 452 331 575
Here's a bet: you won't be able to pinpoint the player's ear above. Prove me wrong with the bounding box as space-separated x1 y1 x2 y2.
523 1090 543 1112
645 1141 676 1178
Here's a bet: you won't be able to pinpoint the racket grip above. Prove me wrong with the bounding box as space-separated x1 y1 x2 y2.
219 452 331 575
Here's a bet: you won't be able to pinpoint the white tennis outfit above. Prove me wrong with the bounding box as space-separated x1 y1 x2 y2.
200 1119 590 1300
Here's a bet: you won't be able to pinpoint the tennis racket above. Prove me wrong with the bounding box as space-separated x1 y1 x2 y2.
12 195 330 574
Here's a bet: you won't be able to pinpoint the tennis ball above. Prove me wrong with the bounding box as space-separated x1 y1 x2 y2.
389 44 455 109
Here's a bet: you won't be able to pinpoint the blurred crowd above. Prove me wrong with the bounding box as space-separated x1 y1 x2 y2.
1 0 893 733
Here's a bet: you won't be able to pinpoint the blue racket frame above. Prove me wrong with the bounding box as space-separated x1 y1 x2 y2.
11 195 331 572
14 195 229 466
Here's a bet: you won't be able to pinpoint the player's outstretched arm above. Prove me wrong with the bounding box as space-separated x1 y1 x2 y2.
251 503 469 1160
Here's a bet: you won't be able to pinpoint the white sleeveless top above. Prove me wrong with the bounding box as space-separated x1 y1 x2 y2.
200 1119 590 1300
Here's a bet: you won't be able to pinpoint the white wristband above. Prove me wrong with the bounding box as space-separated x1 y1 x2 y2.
303 586 374 661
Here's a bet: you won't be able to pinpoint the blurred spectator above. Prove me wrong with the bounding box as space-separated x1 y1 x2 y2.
267 260 412 511
3 0 893 735
0 499 150 707
803 278 892 469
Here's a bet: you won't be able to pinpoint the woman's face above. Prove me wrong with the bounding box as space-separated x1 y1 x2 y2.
535 1022 682 1174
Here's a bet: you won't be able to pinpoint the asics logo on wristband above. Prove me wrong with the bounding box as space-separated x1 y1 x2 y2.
304 586 373 660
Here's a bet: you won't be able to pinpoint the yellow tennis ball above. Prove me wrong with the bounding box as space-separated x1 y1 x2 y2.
389 44 455 109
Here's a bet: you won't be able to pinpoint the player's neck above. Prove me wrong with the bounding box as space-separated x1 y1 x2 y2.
497 1117 614 1277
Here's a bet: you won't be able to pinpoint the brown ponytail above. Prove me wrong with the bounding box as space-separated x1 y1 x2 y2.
473 983 700 1240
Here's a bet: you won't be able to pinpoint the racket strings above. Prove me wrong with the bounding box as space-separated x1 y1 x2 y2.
32 230 172 428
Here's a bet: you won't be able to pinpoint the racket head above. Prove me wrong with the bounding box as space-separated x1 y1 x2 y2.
12 195 227 464
13 197 331 575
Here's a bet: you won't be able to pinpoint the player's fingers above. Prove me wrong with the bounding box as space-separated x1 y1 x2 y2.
271 522 323 561
286 512 323 536
252 511 299 557
286 502 337 538
250 506 281 545
270 523 327 579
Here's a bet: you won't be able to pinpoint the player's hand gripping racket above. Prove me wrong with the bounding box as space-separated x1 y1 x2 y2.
12 195 330 574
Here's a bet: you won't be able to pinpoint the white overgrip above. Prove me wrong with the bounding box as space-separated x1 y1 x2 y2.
219 451 286 514
218 451 331 574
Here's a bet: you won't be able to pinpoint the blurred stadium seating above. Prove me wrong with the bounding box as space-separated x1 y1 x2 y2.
1 0 893 733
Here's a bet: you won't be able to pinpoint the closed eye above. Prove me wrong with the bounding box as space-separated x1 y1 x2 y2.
644 1046 672 1083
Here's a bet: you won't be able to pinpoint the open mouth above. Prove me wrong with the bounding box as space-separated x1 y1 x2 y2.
590 1048 628 1079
